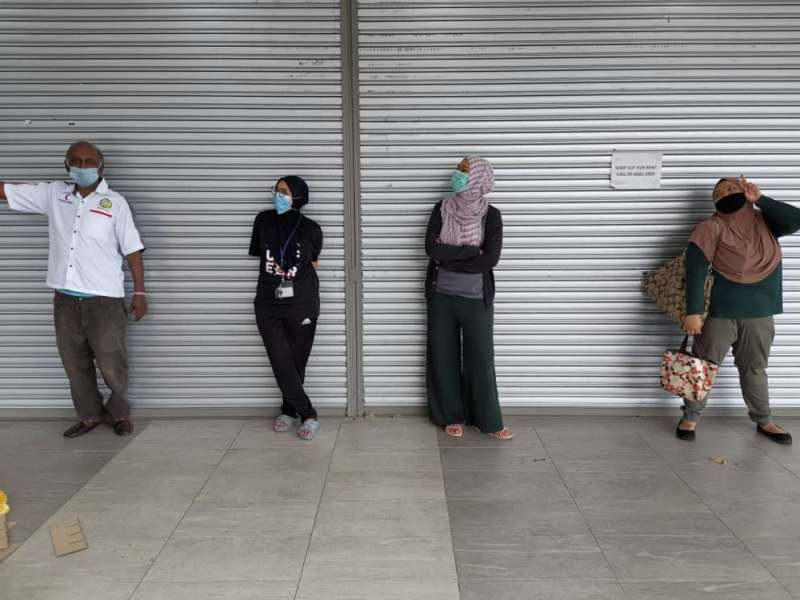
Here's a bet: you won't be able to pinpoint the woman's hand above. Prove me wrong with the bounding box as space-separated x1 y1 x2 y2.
682 314 703 336
740 176 761 204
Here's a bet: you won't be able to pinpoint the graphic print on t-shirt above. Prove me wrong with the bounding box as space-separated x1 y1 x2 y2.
264 243 301 280
250 208 322 319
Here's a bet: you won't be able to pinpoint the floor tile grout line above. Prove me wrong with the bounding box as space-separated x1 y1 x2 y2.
437 429 464 600
529 424 625 590
637 417 795 477
635 422 794 597
723 422 800 483
292 418 343 600
125 421 247 600
633 416 796 482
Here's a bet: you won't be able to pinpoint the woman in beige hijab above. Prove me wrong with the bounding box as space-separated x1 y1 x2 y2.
678 177 800 443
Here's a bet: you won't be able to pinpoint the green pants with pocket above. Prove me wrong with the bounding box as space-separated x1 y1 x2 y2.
684 316 775 425
426 292 503 433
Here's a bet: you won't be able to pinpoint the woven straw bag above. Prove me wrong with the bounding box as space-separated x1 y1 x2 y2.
643 252 713 326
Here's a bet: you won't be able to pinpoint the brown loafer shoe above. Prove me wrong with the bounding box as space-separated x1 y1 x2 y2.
63 420 100 438
113 418 133 436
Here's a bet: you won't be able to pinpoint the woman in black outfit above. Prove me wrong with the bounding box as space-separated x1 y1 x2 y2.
249 176 323 440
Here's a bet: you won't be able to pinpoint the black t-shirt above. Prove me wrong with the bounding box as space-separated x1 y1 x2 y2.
249 209 323 319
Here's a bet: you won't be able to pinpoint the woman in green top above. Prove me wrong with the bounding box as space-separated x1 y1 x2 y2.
679 177 800 444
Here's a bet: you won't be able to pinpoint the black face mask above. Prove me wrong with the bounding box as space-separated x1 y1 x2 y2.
715 192 747 214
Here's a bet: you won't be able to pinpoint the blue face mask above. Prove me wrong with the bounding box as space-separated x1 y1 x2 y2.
451 170 469 193
274 192 293 214
69 167 100 188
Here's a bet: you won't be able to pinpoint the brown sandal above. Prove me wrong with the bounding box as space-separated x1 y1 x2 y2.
63 420 99 438
488 427 513 441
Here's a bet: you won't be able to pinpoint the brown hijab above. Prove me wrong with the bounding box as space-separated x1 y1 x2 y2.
689 179 781 284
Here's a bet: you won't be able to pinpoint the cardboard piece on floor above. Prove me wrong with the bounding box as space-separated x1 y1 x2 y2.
0 543 19 563
49 516 88 557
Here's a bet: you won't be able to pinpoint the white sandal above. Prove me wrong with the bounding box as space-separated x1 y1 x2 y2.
297 419 320 441
273 414 299 433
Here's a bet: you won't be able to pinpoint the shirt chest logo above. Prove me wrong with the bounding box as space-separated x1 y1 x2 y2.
90 198 114 218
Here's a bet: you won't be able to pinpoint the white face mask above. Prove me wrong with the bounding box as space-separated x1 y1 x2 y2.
69 167 100 188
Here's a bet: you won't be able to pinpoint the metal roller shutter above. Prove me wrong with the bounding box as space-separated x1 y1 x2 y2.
358 1 800 410
0 2 347 412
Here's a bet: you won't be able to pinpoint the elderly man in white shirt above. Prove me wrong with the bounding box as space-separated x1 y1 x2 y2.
0 141 147 437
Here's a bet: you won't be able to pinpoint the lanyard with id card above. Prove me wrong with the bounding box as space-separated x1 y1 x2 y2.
274 214 303 300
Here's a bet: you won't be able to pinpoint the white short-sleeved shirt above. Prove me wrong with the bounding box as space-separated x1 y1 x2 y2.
5 179 144 298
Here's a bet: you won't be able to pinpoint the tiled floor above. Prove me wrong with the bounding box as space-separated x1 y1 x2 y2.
0 419 144 543
2 415 800 599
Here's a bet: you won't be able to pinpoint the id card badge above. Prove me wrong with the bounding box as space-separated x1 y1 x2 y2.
275 280 295 300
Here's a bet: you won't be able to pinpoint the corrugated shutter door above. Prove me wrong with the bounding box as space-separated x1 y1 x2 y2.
359 2 800 409
0 2 347 411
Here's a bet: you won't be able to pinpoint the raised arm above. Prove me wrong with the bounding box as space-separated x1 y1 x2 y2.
758 196 800 238
737 177 800 238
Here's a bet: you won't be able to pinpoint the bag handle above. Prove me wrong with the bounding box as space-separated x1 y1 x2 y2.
680 335 691 353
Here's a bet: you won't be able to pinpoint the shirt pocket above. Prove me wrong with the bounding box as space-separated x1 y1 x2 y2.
84 209 115 240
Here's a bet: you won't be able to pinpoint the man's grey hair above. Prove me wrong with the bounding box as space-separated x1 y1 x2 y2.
65 140 104 166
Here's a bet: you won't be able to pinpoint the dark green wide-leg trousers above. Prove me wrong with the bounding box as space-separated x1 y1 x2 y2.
426 292 503 433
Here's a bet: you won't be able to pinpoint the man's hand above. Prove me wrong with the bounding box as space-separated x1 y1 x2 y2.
125 251 146 320
740 176 761 204
129 294 147 321
682 314 703 336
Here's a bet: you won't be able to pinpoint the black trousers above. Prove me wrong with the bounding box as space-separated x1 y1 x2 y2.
256 314 318 420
